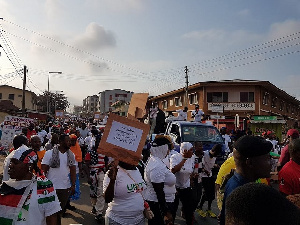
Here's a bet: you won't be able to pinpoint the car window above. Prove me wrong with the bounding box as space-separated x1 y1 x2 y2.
170 124 181 143
181 125 223 143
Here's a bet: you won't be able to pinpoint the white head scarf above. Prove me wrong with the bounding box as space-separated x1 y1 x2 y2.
180 142 193 154
150 144 169 160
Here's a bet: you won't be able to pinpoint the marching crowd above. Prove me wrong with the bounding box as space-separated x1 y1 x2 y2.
0 118 300 225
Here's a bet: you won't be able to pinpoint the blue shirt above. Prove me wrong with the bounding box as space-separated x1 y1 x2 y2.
220 172 249 225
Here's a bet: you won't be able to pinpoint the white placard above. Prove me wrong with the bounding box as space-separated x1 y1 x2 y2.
106 121 143 152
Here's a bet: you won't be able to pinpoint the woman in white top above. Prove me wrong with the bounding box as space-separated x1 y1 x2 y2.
144 135 176 225
103 160 146 225
170 142 195 225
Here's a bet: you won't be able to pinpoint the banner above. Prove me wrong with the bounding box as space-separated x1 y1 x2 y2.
98 113 150 165
1 116 34 151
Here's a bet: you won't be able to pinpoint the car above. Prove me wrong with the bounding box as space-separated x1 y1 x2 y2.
164 121 225 152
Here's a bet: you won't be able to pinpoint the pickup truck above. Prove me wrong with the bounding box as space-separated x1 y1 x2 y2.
164 121 225 152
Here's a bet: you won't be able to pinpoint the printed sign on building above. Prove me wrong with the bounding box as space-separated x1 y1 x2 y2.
208 102 255 111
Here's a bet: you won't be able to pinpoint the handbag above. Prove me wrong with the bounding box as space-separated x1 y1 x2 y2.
120 167 154 220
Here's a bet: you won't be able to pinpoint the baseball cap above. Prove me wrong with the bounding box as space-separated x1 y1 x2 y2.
287 129 299 138
267 131 273 135
233 135 273 157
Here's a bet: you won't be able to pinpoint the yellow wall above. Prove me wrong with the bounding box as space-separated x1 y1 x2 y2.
0 86 37 110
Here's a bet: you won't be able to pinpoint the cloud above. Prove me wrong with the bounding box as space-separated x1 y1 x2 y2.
278 75 300 100
45 0 64 18
267 19 300 39
182 29 226 41
237 9 250 17
84 60 109 74
86 0 144 12
71 22 116 52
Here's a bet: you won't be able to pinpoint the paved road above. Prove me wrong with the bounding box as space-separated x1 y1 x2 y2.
62 177 219 225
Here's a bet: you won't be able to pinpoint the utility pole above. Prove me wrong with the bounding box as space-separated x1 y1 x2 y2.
22 65 27 117
185 66 189 107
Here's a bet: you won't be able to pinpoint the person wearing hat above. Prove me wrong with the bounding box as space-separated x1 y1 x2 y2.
278 129 300 170
219 135 273 225
279 138 300 196
0 147 61 225
225 183 300 225
144 135 176 225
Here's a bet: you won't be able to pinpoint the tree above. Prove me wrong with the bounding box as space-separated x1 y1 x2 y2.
36 91 69 115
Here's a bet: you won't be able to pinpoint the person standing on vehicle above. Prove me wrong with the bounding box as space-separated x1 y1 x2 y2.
191 105 204 122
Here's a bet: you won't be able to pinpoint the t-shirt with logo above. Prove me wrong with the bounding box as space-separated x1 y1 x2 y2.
103 167 146 225
279 160 300 195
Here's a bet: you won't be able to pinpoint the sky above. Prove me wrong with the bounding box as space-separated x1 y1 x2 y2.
0 0 299 111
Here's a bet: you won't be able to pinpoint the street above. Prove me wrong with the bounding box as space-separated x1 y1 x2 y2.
62 177 219 225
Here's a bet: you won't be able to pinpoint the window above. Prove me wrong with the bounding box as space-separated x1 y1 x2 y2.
189 93 198 105
174 97 182 107
8 94 14 100
262 92 269 105
109 95 112 100
271 97 277 108
162 100 168 109
207 92 228 102
109 102 112 106
240 92 254 102
18 94 22 97
0 93 2 99
279 101 284 111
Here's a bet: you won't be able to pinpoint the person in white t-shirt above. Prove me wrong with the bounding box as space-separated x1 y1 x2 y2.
165 107 188 123
144 135 176 225
41 134 76 225
220 127 232 154
197 144 222 218
191 105 204 122
191 141 204 212
170 142 195 225
103 160 147 225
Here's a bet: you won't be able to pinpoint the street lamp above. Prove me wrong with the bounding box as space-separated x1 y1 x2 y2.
47 71 62 113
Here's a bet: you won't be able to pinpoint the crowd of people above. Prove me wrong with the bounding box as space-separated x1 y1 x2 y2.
0 118 300 225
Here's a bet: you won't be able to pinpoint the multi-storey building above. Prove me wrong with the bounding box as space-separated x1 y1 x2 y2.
82 95 99 114
98 89 133 113
73 105 83 117
149 79 300 132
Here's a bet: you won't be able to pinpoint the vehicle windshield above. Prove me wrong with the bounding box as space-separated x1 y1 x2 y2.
181 125 223 143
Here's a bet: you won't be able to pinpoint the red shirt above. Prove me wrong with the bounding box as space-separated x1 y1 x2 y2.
26 130 37 140
279 144 290 166
278 160 300 195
